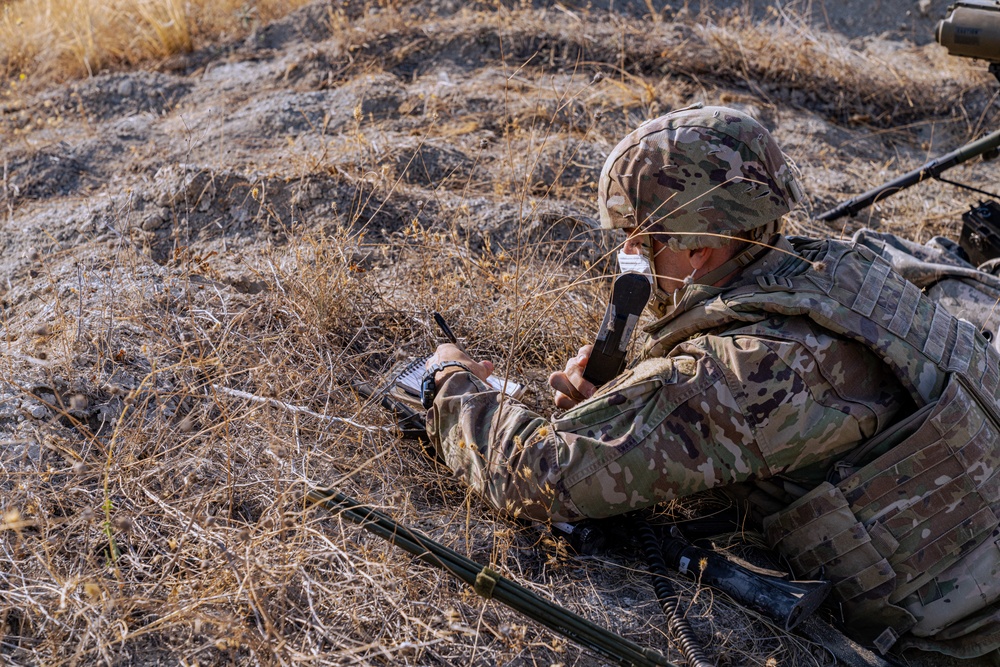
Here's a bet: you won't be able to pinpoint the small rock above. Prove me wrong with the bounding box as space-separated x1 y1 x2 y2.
196 181 216 212
117 79 135 97
28 404 49 420
70 394 88 411
0 398 21 423
141 208 168 231
16 441 41 465
229 205 251 225
97 403 122 424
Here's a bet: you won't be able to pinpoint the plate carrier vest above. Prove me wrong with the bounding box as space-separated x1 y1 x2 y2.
644 237 1000 655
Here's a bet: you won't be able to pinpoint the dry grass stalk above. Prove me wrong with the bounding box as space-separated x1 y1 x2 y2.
0 0 313 82
1 2 997 665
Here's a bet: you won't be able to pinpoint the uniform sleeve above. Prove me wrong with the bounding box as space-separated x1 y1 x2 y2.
426 353 767 522
426 320 905 522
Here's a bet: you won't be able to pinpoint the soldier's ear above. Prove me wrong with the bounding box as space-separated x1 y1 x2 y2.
687 246 713 270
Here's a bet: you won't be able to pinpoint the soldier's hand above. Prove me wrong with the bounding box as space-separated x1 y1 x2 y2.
548 345 595 410
427 343 494 383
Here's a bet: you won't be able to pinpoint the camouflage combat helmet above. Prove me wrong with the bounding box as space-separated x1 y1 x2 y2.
599 105 802 317
598 105 802 249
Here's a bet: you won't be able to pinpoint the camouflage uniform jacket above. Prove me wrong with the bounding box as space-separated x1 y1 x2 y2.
427 235 911 523
428 231 1000 657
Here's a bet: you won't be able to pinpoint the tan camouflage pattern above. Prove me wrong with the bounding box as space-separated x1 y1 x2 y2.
763 374 1000 654
852 229 1000 348
647 234 1000 657
426 236 909 524
428 316 903 520
763 481 918 648
598 106 801 250
425 231 1000 658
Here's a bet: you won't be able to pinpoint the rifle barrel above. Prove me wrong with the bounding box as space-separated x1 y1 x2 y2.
817 128 1000 222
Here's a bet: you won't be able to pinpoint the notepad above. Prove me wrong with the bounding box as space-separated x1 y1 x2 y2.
394 355 524 399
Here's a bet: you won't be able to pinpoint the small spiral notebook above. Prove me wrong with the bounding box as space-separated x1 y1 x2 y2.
393 355 525 398
372 355 525 442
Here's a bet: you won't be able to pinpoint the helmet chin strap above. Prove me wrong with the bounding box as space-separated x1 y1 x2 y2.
671 266 699 308
692 237 771 286
645 240 675 318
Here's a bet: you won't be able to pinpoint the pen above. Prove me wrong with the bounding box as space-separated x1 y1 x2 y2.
432 312 460 347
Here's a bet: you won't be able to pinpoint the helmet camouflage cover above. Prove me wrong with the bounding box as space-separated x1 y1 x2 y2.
598 106 802 250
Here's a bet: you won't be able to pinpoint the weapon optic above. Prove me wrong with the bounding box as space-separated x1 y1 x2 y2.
937 0 1000 76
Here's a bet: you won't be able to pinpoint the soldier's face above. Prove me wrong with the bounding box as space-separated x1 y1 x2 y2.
622 228 698 293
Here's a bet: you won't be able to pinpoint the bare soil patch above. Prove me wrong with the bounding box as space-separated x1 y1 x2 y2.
2 1 999 665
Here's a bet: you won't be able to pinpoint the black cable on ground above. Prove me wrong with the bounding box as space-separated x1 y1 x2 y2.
637 520 714 667
305 487 677 667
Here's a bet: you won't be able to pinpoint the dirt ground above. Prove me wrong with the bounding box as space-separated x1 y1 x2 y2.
2 0 999 665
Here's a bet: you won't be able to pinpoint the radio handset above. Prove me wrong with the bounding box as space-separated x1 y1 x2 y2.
582 271 651 387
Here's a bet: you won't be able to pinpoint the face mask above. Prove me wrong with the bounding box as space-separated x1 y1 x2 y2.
617 249 652 277
619 247 674 317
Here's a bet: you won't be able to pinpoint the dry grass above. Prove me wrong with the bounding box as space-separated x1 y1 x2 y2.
0 0 313 83
1 1 998 665
330 6 988 130
0 202 616 666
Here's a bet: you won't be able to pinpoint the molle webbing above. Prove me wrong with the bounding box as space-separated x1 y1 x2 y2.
838 375 1000 589
763 481 916 649
845 405 1000 605
647 239 1000 648
645 240 1000 415
765 377 1000 648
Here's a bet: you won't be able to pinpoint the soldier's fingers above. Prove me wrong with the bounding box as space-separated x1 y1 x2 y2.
566 347 590 373
553 391 579 410
559 359 596 400
575 376 596 399
462 359 494 383
548 371 583 400
467 359 494 382
549 372 596 410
